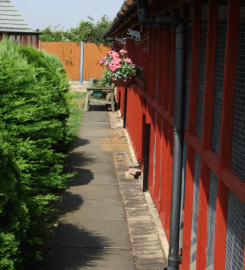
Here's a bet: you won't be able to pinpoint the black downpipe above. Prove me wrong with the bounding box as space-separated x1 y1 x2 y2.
136 1 186 269
143 123 151 192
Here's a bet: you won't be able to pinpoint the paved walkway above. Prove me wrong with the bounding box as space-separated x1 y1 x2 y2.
50 101 167 270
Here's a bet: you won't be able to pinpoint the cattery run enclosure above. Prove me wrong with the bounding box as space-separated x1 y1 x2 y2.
104 0 245 269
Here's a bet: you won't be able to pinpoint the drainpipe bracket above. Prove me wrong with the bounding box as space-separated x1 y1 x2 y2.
165 255 182 269
168 255 182 263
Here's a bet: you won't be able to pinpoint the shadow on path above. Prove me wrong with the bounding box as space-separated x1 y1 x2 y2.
49 108 134 270
50 223 110 270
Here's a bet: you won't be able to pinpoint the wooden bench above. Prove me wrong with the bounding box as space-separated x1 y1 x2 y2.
84 87 115 112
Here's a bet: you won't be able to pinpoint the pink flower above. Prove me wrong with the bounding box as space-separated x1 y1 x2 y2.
112 58 120 65
110 65 117 71
112 52 119 59
110 64 121 71
109 59 121 71
120 49 127 54
125 58 132 64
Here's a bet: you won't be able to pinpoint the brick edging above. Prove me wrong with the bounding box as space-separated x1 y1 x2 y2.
109 111 168 270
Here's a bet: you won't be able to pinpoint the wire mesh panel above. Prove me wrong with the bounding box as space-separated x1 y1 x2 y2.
167 29 173 111
155 27 159 101
184 4 194 128
206 171 218 270
211 5 228 156
225 190 245 270
196 20 208 140
179 140 188 252
190 153 201 270
231 4 245 182
159 116 163 200
32 35 36 47
153 109 157 187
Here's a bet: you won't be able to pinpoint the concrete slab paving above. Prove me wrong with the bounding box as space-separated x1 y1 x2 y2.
67 171 118 186
59 200 126 222
82 113 109 122
81 131 111 138
50 101 167 270
63 184 121 201
72 143 113 152
72 137 112 147
82 116 109 121
70 160 115 173
81 123 110 129
50 247 135 270
82 115 109 120
67 153 115 174
82 115 109 121
70 137 114 151
55 220 131 249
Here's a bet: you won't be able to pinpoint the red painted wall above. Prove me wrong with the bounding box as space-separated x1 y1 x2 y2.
113 1 245 268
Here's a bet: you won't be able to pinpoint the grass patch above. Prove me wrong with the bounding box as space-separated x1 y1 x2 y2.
67 92 87 142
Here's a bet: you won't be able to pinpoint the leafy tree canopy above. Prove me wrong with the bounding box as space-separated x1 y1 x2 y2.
40 15 112 45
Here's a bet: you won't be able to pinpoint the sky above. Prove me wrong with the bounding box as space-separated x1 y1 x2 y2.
11 0 124 31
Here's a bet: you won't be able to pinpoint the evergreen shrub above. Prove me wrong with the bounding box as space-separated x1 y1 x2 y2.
0 128 29 270
0 38 73 268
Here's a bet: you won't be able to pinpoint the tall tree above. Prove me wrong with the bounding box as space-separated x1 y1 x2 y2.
40 15 112 45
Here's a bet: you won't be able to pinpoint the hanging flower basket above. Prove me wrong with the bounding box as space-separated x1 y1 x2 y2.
97 50 146 89
112 76 136 88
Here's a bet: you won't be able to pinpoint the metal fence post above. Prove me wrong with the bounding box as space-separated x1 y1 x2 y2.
80 42 84 85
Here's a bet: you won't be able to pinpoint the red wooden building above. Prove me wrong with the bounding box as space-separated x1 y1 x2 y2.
0 0 40 48
104 0 245 269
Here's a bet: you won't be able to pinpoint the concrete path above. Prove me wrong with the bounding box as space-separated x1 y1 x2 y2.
50 100 167 270
69 81 89 93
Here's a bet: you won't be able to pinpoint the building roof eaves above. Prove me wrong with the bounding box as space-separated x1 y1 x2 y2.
0 28 41 34
104 0 161 38
104 0 195 38
104 0 138 38
0 0 31 30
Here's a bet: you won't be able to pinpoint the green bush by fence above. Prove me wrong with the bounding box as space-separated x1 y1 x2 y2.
0 38 72 269
0 128 28 269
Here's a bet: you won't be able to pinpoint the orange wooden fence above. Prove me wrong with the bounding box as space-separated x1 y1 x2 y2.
41 42 81 80
40 42 110 81
83 43 110 81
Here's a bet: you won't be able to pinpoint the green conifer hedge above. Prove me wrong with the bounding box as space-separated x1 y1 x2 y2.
0 38 72 268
